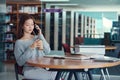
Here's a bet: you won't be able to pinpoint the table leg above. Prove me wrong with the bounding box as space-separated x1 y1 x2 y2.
87 70 93 80
74 72 81 80
67 72 73 80
105 68 111 80
67 72 81 80
55 71 63 80
100 68 107 80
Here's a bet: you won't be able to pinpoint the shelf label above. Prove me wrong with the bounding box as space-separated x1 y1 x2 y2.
43 8 62 13
41 0 69 2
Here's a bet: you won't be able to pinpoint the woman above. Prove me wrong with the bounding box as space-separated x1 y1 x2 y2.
14 14 56 80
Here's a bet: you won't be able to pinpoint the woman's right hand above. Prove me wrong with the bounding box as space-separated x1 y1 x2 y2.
30 39 40 49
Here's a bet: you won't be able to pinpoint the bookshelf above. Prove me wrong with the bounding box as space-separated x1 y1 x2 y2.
2 1 45 61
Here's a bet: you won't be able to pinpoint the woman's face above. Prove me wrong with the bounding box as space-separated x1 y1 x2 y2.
23 19 34 34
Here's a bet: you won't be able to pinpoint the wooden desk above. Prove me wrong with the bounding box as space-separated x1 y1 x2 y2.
105 46 117 50
27 56 120 80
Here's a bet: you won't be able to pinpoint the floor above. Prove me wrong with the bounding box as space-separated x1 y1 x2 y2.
0 62 120 80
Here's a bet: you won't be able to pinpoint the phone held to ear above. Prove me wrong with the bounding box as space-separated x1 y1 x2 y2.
33 24 39 35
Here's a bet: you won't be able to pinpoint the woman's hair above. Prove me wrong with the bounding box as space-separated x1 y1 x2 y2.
17 14 35 39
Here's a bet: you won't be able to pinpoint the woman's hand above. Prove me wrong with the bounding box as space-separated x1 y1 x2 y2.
30 39 43 50
30 39 39 49
36 40 43 50
35 24 42 35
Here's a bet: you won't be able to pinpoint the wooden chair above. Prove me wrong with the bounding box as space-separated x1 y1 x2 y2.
14 63 31 80
75 36 84 45
14 63 23 80
62 43 71 56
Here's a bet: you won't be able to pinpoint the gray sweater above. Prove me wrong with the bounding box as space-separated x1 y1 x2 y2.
14 34 51 72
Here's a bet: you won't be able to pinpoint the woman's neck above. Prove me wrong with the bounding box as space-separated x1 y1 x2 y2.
21 33 34 40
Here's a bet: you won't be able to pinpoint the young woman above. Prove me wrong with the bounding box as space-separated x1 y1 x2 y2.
14 14 56 80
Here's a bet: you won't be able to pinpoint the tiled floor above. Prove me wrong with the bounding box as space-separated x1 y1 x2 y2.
0 62 120 80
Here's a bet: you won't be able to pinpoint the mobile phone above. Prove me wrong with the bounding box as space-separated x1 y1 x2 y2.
33 24 39 35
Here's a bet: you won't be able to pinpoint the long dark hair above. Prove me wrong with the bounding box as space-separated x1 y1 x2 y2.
17 14 35 39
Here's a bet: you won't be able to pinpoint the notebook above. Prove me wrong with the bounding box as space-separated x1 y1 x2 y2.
93 56 120 62
44 55 65 59
44 55 90 60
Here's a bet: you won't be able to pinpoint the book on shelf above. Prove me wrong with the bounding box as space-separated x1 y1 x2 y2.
19 6 38 13
4 25 11 32
5 43 14 51
5 34 14 41
6 5 12 13
5 16 10 23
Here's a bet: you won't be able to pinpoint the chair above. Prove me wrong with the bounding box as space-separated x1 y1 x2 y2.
62 43 70 52
62 43 91 80
75 36 84 45
62 43 96 80
62 43 72 56
14 63 23 80
14 63 31 80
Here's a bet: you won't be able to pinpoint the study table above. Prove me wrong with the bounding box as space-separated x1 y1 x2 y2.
105 46 117 50
27 55 120 80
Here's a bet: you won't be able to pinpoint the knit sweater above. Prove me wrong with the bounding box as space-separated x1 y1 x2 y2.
14 34 51 72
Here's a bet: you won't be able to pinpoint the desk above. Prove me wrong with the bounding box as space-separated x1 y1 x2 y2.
105 46 117 50
27 56 120 80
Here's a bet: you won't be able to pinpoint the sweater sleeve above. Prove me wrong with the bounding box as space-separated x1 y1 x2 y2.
38 34 51 54
14 40 35 66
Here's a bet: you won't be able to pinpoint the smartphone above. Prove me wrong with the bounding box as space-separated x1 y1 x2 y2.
33 24 39 35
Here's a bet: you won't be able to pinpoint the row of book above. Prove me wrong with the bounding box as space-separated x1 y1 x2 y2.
5 43 14 51
2 34 14 42
1 25 11 32
7 5 39 13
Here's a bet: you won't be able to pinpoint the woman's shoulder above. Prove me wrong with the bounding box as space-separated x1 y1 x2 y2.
15 39 24 45
15 36 36 44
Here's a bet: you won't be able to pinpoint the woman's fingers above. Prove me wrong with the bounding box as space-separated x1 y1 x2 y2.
30 39 43 49
35 24 41 34
36 40 43 48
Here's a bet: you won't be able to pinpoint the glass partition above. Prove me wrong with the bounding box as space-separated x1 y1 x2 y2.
75 11 118 45
77 11 118 38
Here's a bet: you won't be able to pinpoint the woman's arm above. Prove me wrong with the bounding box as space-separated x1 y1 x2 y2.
38 34 51 54
14 40 35 66
34 25 51 54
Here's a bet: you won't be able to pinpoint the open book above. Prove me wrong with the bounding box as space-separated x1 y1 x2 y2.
44 55 65 59
92 56 120 62
44 55 90 60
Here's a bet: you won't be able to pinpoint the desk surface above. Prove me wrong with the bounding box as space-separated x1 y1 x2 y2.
75 45 116 50
27 56 120 69
105 46 117 50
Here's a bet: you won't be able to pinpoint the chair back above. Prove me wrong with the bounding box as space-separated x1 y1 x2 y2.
14 63 23 80
15 63 33 80
62 43 70 53
75 36 84 45
62 43 71 56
